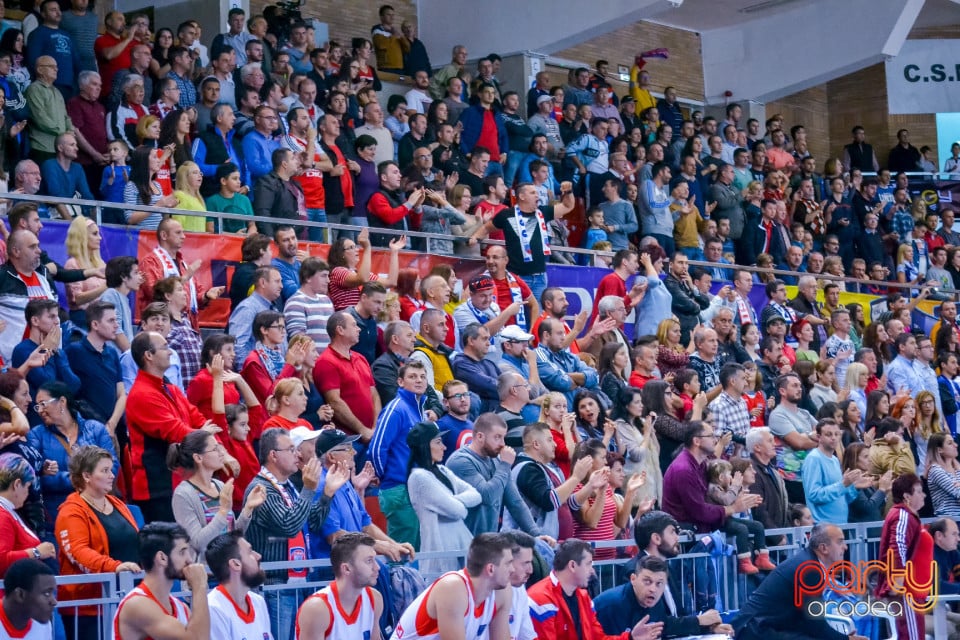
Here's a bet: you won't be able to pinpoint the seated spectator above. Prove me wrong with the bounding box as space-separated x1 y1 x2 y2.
705 457 776 574
732 523 859 640
595 555 730 638
535 317 601 406
406 420 480 576
229 233 273 312
170 430 266 556
27 380 117 533
229 266 283 366
315 311 379 439
528 539 661 640
410 308 456 392
284 334 333 431
241 427 347 640
205 162 256 234
193 103 242 197
40 132 94 219
64 299 125 430
262 378 317 432
126 330 226 523
309 428 412 562
55 446 140 640
62 217 107 328
12 298 80 424
0 454 54 576
926 432 960 518
446 413 541 537
452 323 501 413
655 318 690 380
170 161 208 232
107 74 148 148
841 442 892 523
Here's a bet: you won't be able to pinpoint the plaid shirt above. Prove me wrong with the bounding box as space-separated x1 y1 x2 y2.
168 318 203 387
709 391 751 442
891 209 915 240
167 71 197 108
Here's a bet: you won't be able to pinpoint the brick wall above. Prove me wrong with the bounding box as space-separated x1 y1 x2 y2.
765 85 830 165
554 21 705 103
248 0 418 49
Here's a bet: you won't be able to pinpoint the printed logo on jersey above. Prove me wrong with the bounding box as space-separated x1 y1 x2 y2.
476 624 488 637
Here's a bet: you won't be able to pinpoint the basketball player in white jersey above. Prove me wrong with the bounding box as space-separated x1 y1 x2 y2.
114 522 210 640
296 532 383 640
502 531 537 640
390 532 514 640
0 559 57 640
205 531 273 639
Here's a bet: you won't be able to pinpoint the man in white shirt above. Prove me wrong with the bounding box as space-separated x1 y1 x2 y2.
503 530 537 640
206 532 272 640
404 70 433 114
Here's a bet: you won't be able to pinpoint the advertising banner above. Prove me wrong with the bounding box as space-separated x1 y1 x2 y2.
885 39 960 114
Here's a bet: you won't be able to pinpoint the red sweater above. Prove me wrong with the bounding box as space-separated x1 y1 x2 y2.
239 351 297 435
219 404 266 512
126 370 225 502
187 367 240 419
0 507 41 577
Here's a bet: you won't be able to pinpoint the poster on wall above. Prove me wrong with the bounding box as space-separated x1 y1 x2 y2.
885 39 960 114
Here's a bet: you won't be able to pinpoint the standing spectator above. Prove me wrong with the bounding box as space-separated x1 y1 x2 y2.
193 104 241 197
153 277 204 387
875 473 930 640
842 443 892 523
55 446 140 640
61 216 106 326
65 71 108 196
801 419 870 524
768 373 819 502
126 331 225 523
284 257 334 352
12 299 80 417
205 162 256 234
243 105 281 187
25 0 79 98
253 148 306 237
58 0 98 74
242 427 347 640
64 300 125 432
746 427 790 531
315 311 379 440
136 217 214 323
369 361 429 548
664 252 710 346
94 11 144 92
406 420 481 575
124 145 178 229
228 266 283 366
24 55 72 165
109 43 153 113
238 311 296 407
926 433 960 518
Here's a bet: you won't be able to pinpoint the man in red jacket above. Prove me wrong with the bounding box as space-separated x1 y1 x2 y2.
126 331 225 523
528 539 663 640
366 161 423 247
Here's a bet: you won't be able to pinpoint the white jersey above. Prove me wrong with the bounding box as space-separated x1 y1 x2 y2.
297 582 377 640
509 585 536 640
113 583 190 640
391 570 495 640
208 585 274 640
0 601 52 640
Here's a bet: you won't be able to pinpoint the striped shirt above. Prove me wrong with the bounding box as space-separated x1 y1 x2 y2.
284 289 334 352
328 266 378 311
570 484 617 560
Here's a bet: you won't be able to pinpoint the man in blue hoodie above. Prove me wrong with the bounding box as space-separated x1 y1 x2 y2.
368 360 429 549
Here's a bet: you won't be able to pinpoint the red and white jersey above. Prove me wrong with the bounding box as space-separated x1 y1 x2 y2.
0 599 52 640
296 582 377 640
113 583 190 640
390 570 495 640
208 584 273 640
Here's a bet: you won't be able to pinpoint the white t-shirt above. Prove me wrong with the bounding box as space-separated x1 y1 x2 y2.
509 585 536 640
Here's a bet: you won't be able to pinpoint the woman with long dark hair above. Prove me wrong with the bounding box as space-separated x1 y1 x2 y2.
610 387 660 506
643 380 691 473
573 389 616 450
150 27 175 80
842 442 891 523
124 145 178 229
598 342 630 413
406 421 479 576
865 389 889 435
837 399 864 448
158 109 194 170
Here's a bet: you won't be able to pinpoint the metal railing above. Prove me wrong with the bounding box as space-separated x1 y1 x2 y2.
6 190 944 297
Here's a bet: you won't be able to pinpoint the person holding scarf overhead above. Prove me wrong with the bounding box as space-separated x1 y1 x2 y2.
469 181 576 309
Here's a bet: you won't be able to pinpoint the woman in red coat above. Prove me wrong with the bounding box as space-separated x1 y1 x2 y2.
0 454 55 577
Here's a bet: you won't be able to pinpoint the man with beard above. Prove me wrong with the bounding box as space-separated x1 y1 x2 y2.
113 522 210 640
0 559 57 639
296 533 384 640
503 530 539 640
483 244 539 331
205 531 271 638
530 287 614 356
366 161 423 247
595 555 729 638
393 533 513 640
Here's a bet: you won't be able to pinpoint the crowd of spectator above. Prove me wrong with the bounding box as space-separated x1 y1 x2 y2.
2 2 960 640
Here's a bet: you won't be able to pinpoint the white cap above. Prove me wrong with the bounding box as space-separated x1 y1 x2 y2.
290 426 322 448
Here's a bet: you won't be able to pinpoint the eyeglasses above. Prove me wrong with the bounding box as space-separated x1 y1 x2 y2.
446 392 470 400
272 446 296 454
34 398 58 413
414 155 430 160
268 324 287 331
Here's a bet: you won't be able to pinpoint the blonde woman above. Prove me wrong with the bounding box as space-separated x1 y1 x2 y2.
914 390 943 472
655 318 691 379
450 185 482 258
172 161 209 233
63 216 106 327
539 391 579 478
843 362 868 429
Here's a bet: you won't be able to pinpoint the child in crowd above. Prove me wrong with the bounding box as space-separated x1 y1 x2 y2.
591 240 613 268
219 403 260 513
790 503 814 527
582 207 609 265
741 362 767 428
100 139 130 203
706 459 776 575
673 368 699 420
205 162 255 234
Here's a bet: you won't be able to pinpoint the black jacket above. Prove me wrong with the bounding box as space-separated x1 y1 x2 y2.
663 274 709 345
595 581 705 639
252 171 304 237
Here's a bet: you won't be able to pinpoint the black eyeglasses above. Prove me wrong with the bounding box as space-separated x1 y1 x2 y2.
446 392 470 400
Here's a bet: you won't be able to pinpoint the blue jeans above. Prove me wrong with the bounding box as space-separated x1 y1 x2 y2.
485 160 504 178
520 272 548 311
306 207 326 242
264 586 304 640
349 215 368 241
504 150 526 188
649 233 676 258
325 212 343 242
680 246 702 261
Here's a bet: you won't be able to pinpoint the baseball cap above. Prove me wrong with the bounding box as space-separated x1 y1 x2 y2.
621 95 636 104
469 275 495 292
764 315 786 327
406 421 449 450
314 428 361 456
501 325 534 342
536 94 553 105
290 426 322 449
